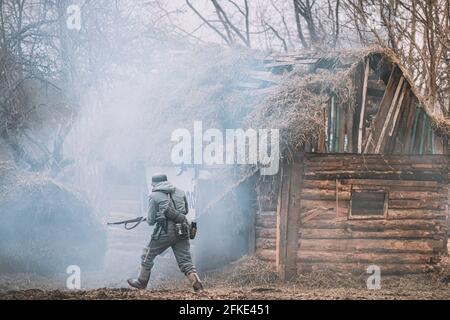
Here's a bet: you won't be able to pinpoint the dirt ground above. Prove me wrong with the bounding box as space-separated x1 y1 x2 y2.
1 257 449 300
1 283 450 300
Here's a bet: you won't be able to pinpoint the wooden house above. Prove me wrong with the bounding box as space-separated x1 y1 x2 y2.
197 48 450 278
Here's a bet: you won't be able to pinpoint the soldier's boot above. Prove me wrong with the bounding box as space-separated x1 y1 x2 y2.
127 268 151 290
187 272 204 292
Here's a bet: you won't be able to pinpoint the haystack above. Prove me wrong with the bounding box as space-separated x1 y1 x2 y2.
0 162 106 274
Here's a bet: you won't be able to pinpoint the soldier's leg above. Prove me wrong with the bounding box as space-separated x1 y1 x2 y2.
172 239 203 292
128 236 171 289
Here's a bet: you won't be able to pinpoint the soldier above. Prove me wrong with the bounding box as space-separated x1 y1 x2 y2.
127 174 204 292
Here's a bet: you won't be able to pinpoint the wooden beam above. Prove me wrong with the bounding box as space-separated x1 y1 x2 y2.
389 84 408 137
374 77 405 153
339 106 346 152
358 60 370 154
276 164 290 276
330 96 336 152
275 160 303 281
364 67 400 153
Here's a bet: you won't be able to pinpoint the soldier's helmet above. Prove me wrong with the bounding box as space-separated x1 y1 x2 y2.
152 173 168 185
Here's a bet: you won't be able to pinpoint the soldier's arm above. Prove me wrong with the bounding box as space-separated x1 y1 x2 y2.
184 194 189 215
147 196 156 226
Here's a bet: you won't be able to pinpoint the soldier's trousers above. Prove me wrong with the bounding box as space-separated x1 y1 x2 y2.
141 226 196 275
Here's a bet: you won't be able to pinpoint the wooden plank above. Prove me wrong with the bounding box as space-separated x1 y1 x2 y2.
364 67 399 153
346 103 354 153
402 96 417 153
339 106 346 152
390 91 412 153
276 161 302 281
340 179 440 188
285 161 303 280
410 106 421 153
374 77 405 153
389 84 408 137
318 110 326 152
276 164 290 276
329 97 336 152
358 60 370 153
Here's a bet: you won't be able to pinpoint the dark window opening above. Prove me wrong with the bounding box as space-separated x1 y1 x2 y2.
350 190 387 217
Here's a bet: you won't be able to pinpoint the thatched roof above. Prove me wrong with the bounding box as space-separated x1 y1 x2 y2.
246 47 450 156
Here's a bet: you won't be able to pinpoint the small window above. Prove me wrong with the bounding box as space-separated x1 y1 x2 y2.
350 190 387 219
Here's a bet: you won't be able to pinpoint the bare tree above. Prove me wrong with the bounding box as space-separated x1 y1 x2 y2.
345 0 450 115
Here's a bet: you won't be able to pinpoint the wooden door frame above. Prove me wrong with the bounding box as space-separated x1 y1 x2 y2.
276 158 303 281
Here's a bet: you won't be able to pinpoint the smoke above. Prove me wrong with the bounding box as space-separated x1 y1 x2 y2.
55 43 265 288
0 5 267 289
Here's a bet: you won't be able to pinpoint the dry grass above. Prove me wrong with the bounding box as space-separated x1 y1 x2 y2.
205 256 280 287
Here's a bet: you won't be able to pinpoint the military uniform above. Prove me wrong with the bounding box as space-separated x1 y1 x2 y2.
128 174 203 292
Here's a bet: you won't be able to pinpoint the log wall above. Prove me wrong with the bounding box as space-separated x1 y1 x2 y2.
297 154 449 274
254 175 279 266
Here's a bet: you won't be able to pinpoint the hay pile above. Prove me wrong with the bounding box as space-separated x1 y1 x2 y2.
0 162 106 274
206 256 280 287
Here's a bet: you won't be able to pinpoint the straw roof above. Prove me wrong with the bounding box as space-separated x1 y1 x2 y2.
246 47 450 156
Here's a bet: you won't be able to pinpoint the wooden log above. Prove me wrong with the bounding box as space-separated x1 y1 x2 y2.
255 249 276 262
340 179 440 187
302 219 446 231
388 199 447 210
305 161 447 170
256 215 277 228
297 262 428 275
297 251 433 264
304 171 444 181
301 199 350 211
256 227 276 239
301 189 351 201
297 238 442 253
387 209 448 220
305 153 447 161
299 228 439 239
388 190 447 201
301 209 349 222
303 179 445 192
256 238 276 250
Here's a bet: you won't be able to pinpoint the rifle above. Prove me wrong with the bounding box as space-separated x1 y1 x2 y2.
107 217 147 230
